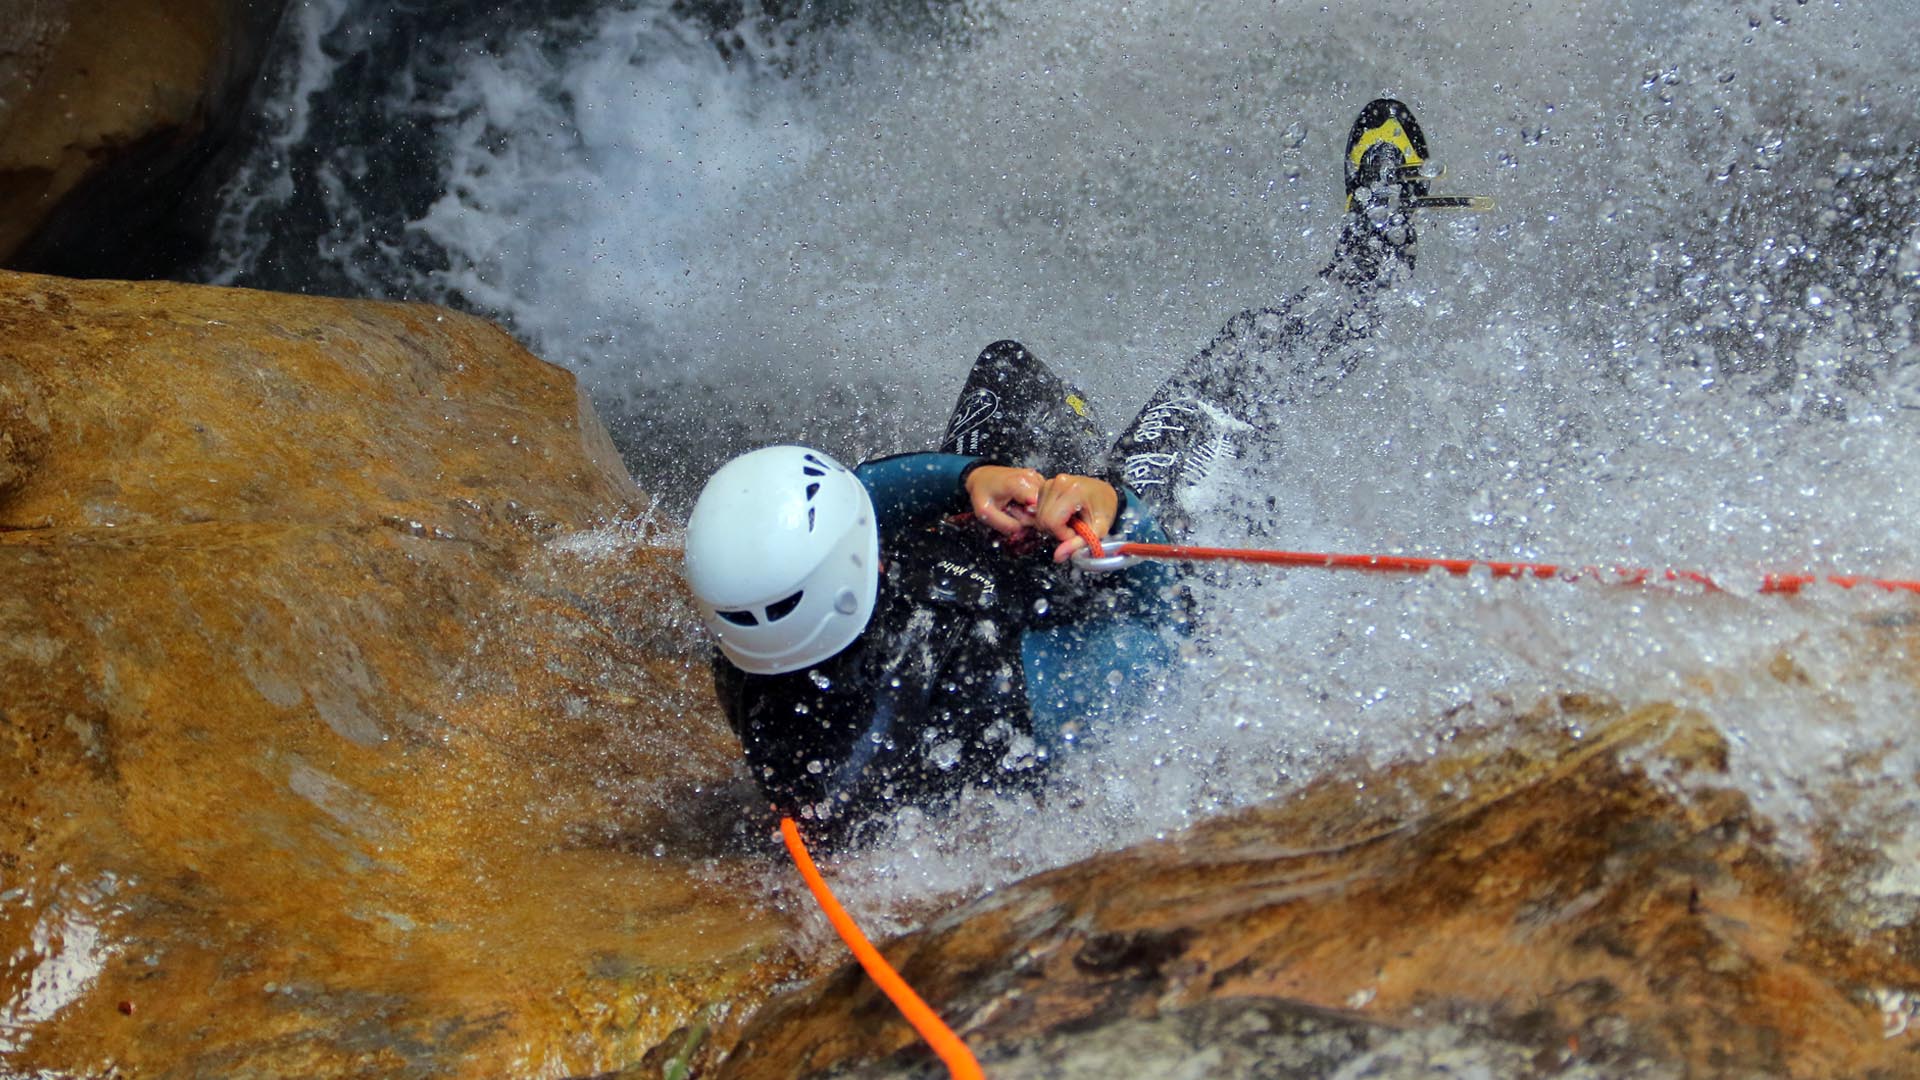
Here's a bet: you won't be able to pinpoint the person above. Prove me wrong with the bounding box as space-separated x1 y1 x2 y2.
683 99 1480 844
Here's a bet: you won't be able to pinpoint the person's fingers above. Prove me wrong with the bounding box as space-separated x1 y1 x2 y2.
1037 476 1115 532
968 466 1043 536
1053 534 1088 563
975 498 1031 535
1076 480 1117 537
1033 484 1080 535
1034 475 1118 560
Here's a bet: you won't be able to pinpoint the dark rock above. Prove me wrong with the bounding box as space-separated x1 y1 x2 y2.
0 0 287 276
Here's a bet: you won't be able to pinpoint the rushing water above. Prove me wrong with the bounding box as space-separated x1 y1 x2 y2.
202 0 1920 914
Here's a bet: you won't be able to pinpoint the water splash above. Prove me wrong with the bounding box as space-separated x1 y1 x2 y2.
204 0 1920 921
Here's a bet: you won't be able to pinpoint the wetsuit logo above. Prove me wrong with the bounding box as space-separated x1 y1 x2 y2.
1119 396 1243 492
1122 398 1203 490
931 558 997 607
943 388 1000 455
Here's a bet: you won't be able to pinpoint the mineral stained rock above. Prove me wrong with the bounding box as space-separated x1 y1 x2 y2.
717 697 1920 1080
7 270 1920 1080
0 270 793 1077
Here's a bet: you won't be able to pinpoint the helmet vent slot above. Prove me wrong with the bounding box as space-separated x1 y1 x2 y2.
805 482 820 500
764 591 804 622
807 507 817 531
717 609 758 627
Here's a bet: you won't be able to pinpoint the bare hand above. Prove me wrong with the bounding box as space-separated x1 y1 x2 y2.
1031 474 1118 562
964 466 1118 563
965 465 1044 536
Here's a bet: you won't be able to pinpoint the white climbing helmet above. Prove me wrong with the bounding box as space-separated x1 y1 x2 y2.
684 445 880 675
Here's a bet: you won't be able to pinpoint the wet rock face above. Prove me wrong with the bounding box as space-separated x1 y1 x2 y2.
5 276 1918 1079
839 996 1667 1080
0 0 286 274
0 350 49 500
0 270 792 1076
715 699 1920 1079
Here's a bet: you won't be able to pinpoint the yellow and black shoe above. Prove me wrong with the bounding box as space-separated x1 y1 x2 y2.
1328 98 1492 290
1345 97 1429 214
1345 98 1494 215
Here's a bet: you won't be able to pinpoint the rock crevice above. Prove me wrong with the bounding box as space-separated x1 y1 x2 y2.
0 0 289 275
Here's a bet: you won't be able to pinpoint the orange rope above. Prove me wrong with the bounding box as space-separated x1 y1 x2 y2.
779 818 985 1080
1071 519 1108 558
1068 519 1920 596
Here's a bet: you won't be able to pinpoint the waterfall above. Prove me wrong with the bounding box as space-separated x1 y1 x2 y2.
203 0 1920 903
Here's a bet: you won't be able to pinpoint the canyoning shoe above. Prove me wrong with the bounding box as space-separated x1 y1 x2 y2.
1330 98 1424 285
1343 98 1494 216
1344 98 1430 214
1327 98 1492 289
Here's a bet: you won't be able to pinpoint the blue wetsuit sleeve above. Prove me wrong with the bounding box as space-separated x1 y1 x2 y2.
854 452 980 539
1110 486 1166 545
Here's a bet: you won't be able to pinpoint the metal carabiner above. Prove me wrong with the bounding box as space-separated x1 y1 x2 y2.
1070 544 1142 573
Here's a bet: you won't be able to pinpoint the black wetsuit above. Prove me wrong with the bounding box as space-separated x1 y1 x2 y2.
720 199 1409 844
717 346 1182 844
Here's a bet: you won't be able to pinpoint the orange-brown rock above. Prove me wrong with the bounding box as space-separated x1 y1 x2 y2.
715 695 1920 1079
0 0 282 268
0 270 798 1076
8 271 1920 1080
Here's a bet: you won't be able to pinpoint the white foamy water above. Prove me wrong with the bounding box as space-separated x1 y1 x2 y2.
209 0 1920 920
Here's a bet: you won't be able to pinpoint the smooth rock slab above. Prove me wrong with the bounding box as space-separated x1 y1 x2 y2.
0 271 793 1077
0 0 286 272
